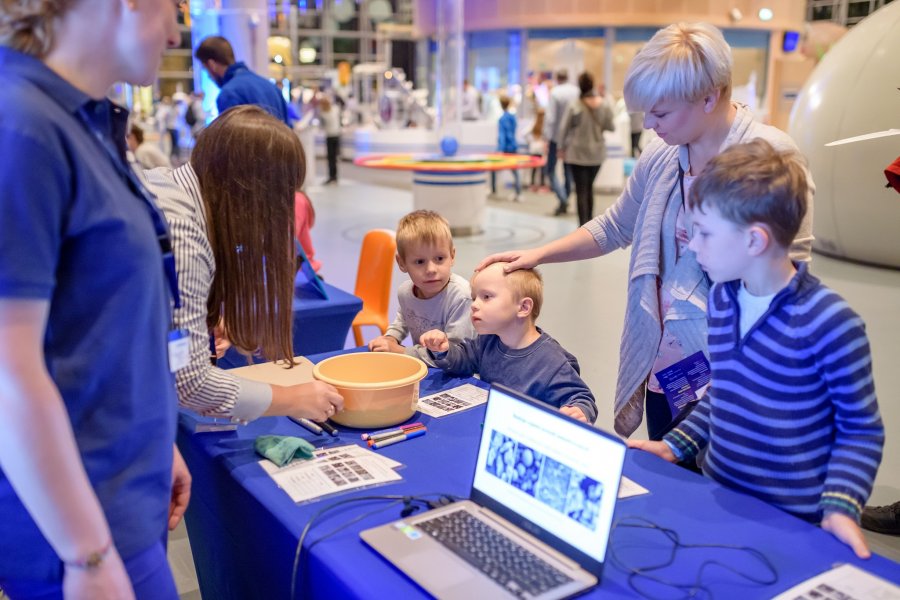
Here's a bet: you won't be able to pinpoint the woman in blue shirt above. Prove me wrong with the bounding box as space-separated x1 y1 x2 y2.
0 1 186 598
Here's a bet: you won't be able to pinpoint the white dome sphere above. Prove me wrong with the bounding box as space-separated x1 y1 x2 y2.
789 1 900 268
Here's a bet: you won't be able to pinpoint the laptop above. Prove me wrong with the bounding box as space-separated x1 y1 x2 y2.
360 383 626 599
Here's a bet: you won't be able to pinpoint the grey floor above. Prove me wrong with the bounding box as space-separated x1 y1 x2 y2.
169 160 900 598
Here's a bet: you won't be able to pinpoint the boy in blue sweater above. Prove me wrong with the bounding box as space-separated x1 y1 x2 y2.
630 139 884 558
491 95 522 202
420 262 597 423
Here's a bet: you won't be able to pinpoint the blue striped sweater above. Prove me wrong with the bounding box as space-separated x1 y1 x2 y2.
664 263 883 522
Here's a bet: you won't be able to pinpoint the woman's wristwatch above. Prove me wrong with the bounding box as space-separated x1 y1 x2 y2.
65 539 112 570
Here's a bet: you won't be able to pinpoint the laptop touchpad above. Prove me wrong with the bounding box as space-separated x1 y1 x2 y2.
398 551 473 588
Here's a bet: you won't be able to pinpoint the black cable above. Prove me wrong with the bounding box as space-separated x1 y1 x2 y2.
289 492 461 599
608 515 778 600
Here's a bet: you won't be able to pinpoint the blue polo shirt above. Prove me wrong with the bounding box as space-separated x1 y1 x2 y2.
0 47 178 580
216 61 291 125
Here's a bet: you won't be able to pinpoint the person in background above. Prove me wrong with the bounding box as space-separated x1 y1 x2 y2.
629 108 644 158
0 0 188 597
477 22 814 441
194 35 290 126
127 123 172 170
557 72 615 226
491 95 521 202
630 139 882 559
294 189 321 273
145 105 343 424
318 96 341 185
526 109 547 192
156 95 179 157
543 69 580 216
461 79 481 121
369 210 475 366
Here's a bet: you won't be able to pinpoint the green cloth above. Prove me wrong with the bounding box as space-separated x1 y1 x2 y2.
255 435 316 467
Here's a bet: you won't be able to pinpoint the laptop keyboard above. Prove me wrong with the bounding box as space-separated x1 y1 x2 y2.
415 510 573 598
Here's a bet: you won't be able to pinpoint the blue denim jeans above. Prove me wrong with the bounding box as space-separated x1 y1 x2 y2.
545 140 573 209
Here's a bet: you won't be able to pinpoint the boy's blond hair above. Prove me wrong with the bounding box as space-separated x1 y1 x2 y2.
624 22 732 113
505 268 544 320
395 210 454 260
689 138 808 248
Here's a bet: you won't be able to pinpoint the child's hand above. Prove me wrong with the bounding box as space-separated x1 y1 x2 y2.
560 405 587 422
626 439 677 463
821 512 871 559
369 335 403 353
419 329 449 353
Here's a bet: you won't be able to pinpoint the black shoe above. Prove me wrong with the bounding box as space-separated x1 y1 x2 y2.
861 501 900 535
553 206 568 216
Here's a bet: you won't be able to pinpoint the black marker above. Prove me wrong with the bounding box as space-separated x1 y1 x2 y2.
316 420 339 437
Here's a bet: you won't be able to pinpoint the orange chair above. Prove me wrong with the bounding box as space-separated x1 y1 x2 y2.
351 229 397 346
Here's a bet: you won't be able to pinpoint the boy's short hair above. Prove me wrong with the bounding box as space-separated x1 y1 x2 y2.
624 22 732 112
129 124 145 145
499 95 512 111
505 268 543 320
195 36 236 66
689 138 808 248
395 210 453 259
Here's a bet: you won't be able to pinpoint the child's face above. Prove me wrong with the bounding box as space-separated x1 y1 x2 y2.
688 205 751 283
397 240 455 299
469 265 523 335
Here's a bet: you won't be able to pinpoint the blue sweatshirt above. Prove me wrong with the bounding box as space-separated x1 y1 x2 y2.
216 62 290 126
498 111 517 153
664 263 883 522
432 329 598 423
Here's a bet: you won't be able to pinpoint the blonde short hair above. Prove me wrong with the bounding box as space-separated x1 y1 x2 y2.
395 210 453 259
505 268 543 321
0 0 75 57
624 22 732 112
689 139 808 249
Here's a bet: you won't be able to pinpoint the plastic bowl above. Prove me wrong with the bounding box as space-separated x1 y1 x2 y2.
312 353 428 428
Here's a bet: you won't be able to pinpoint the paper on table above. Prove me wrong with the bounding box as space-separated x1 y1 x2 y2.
228 356 315 386
417 383 488 417
771 563 900 599
618 476 649 499
313 444 403 470
260 449 401 503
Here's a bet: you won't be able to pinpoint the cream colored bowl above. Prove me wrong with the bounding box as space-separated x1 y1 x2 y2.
313 353 428 428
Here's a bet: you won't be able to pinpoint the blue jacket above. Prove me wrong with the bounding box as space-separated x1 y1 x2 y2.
497 111 517 153
216 62 290 126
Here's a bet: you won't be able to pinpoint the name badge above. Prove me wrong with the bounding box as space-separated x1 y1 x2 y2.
167 329 190 373
654 351 711 418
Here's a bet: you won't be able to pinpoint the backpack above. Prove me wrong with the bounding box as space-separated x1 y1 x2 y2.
185 102 198 127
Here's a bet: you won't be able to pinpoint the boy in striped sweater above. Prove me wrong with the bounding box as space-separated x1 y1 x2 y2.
629 139 884 559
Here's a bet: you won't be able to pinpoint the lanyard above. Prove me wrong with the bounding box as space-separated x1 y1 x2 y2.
76 106 182 308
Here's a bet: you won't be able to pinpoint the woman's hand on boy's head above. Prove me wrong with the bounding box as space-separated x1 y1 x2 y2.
368 335 403 353
419 329 449 353
626 439 677 463
475 248 541 273
822 512 871 559
560 405 588 422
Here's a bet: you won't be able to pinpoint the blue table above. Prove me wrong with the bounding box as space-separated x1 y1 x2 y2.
217 278 361 368
177 351 900 600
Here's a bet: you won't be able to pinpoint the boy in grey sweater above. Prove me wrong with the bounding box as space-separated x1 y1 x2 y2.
421 263 597 423
369 210 475 365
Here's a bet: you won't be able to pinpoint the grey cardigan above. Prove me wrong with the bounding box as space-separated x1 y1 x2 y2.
583 103 815 436
558 97 615 166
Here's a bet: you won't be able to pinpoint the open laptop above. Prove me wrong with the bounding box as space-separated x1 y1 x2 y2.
360 383 626 599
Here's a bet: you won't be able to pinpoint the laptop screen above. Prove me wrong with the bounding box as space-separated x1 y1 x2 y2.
471 384 626 571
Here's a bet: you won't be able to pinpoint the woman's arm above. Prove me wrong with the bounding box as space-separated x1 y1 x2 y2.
0 299 133 597
475 227 600 273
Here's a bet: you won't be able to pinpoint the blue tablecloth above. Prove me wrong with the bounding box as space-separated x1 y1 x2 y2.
177 352 900 600
217 278 361 368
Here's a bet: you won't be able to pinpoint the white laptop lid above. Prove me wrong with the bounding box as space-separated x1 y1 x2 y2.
470 384 626 577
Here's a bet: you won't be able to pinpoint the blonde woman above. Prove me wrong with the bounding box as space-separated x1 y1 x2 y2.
478 22 814 440
0 0 186 597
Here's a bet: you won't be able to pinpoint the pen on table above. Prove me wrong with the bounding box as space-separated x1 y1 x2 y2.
316 420 339 437
367 425 426 446
361 422 425 441
371 428 427 449
288 417 323 436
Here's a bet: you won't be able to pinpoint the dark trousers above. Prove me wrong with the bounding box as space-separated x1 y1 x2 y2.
326 136 340 182
570 163 601 226
546 141 573 210
631 132 642 157
530 154 545 186
167 128 179 157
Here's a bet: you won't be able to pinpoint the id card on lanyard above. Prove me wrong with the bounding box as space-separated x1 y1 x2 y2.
77 103 185 372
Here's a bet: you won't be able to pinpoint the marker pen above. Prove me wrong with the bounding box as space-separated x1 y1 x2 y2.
371 428 427 449
289 417 323 435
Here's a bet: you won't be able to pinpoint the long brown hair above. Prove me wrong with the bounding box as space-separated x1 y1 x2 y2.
191 105 305 365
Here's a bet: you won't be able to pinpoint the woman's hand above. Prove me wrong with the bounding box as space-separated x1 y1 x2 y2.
626 438 677 462
474 248 543 273
169 446 191 531
283 381 344 422
419 329 449 354
368 335 403 353
212 321 231 358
